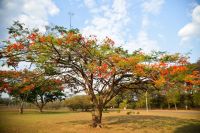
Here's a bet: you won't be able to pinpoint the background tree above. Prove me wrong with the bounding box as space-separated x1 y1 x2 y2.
165 87 180 110
65 95 93 111
193 91 200 107
135 91 152 109
150 90 166 109
0 69 65 113
106 97 118 108
0 70 35 114
26 77 65 112
183 60 200 108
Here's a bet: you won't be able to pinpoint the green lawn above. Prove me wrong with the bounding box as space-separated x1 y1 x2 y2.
0 108 200 133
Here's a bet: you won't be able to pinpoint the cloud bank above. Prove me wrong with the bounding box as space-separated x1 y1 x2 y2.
82 0 165 53
0 0 59 38
178 5 200 42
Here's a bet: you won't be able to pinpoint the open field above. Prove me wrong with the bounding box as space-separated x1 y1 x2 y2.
0 108 200 133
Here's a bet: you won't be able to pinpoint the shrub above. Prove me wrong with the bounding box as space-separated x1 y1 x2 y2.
65 95 93 111
126 111 132 115
117 109 121 113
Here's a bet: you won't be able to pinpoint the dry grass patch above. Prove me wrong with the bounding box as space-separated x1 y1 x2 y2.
0 109 200 133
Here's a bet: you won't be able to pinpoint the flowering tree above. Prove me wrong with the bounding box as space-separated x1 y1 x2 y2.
0 21 198 127
26 77 65 112
0 70 35 114
0 69 65 113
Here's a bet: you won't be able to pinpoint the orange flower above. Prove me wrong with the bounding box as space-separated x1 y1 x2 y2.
21 84 35 93
39 36 46 43
28 33 37 41
57 39 62 45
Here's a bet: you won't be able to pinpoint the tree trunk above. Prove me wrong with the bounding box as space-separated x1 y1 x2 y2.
185 101 188 110
19 102 24 114
117 102 120 108
145 91 148 112
91 106 103 128
185 105 188 110
168 102 170 109
38 95 45 113
39 105 43 113
174 103 177 111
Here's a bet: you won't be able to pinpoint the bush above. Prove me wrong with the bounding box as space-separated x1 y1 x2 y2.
119 100 127 110
117 109 121 113
126 111 132 115
65 95 93 111
45 100 65 110
103 110 110 113
127 102 136 109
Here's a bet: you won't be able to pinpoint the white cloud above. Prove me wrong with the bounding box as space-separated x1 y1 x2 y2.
141 15 150 29
142 0 165 14
0 0 59 37
126 0 165 52
84 0 96 9
125 31 160 53
82 0 164 53
0 0 59 70
125 14 160 53
178 5 200 41
82 0 130 45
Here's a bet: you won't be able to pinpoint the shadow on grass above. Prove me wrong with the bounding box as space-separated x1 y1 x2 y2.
174 123 200 133
0 109 75 116
104 115 200 130
68 115 200 131
40 111 72 114
69 120 91 125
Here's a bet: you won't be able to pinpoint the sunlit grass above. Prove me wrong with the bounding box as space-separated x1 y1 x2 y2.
0 108 200 133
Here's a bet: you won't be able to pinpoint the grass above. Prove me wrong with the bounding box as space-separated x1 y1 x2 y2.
0 108 200 133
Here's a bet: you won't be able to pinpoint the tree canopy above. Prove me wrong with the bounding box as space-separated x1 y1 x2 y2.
0 69 65 113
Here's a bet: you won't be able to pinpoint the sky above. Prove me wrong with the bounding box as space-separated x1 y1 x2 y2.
0 0 200 63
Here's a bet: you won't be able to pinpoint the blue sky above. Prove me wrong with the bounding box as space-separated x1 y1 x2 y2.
0 0 200 62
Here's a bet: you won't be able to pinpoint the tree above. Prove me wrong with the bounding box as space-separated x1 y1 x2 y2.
0 69 65 113
150 90 166 109
106 97 118 108
119 99 128 110
114 94 124 108
135 91 152 109
166 87 180 110
26 77 65 112
193 91 200 107
110 90 138 109
0 70 35 114
0 22 194 127
182 60 200 109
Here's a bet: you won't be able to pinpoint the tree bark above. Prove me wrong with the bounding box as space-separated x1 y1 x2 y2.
168 102 170 109
174 103 177 111
35 102 44 113
39 106 43 112
145 91 148 112
185 105 188 110
91 106 103 128
19 102 24 114
39 95 44 113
